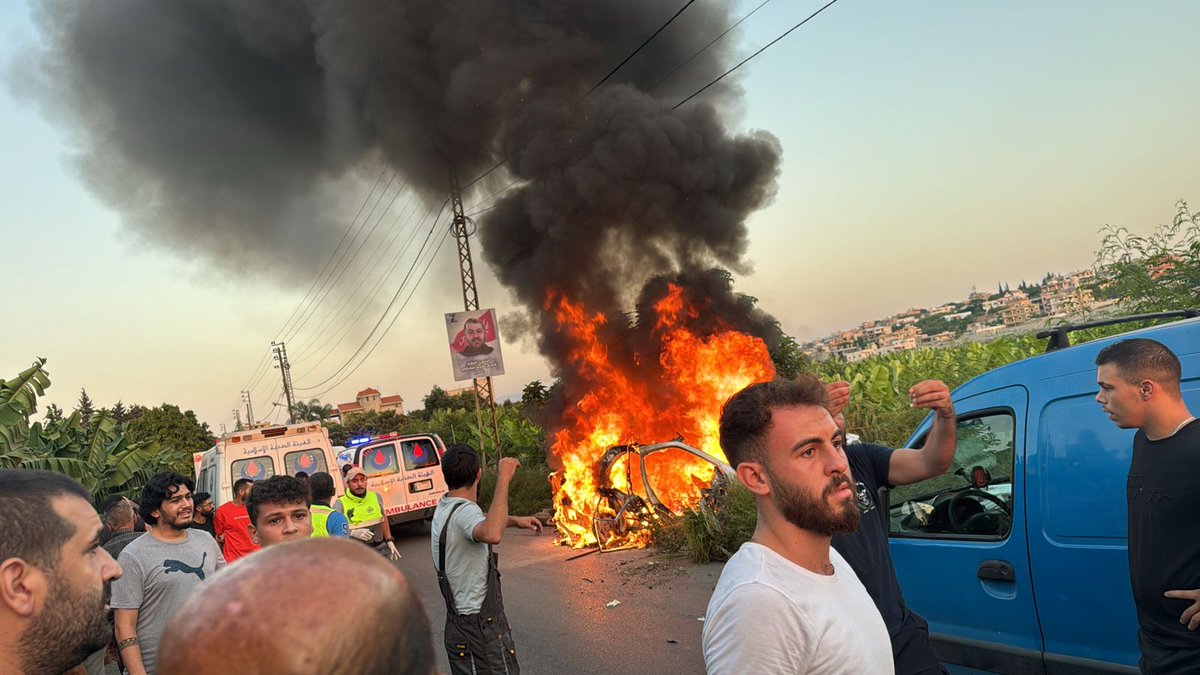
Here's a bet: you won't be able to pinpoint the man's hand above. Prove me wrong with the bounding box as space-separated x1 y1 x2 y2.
511 516 543 534
909 380 954 419
824 381 851 418
385 540 402 562
498 457 521 482
350 528 374 542
1165 589 1200 630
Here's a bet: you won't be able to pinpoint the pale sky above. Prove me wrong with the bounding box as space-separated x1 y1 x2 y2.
3 1 1198 432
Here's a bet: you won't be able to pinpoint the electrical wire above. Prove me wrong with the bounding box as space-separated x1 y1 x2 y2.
672 0 841 110
292 200 450 393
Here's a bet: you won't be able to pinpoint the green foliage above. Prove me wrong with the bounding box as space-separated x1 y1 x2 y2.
76 388 95 428
812 334 1047 447
1096 200 1200 313
325 410 408 446
654 481 756 563
769 328 809 380
521 380 550 408
477 463 553 516
124 404 216 476
1 360 188 504
292 398 334 422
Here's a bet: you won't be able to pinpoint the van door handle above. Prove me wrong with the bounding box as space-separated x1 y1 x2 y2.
977 559 1015 582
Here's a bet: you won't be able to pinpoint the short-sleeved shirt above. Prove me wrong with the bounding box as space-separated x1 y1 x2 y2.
213 501 259 563
703 543 894 674
110 530 225 674
1128 420 1200 656
430 496 489 614
326 510 350 537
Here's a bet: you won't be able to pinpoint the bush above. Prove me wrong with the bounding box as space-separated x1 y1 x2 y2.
654 481 756 563
477 462 553 516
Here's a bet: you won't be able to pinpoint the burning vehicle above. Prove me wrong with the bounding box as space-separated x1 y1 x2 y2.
546 281 778 550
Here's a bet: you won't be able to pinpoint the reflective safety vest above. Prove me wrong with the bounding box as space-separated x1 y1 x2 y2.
310 504 333 537
338 490 383 527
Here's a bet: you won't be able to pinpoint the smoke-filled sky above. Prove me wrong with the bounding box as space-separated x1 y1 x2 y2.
4 0 1199 431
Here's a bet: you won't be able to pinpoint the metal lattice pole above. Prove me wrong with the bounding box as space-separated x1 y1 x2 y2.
272 341 296 425
450 175 503 466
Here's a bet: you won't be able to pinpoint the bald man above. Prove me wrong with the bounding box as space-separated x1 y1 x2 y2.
157 538 434 675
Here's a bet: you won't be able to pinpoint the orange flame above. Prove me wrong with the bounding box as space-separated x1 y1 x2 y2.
549 284 775 548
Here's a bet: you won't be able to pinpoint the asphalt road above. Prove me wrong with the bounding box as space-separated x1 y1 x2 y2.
390 522 722 675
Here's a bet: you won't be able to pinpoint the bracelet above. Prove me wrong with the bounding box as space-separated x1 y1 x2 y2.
118 637 140 650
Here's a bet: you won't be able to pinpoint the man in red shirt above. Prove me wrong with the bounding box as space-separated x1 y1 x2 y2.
213 478 259 563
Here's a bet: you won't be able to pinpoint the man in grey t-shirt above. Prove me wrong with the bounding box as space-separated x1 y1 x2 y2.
430 447 541 675
112 473 224 675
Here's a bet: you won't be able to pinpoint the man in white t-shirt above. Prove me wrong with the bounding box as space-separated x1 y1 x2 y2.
703 375 894 675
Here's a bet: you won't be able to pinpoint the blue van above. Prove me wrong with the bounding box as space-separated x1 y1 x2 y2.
887 311 1199 674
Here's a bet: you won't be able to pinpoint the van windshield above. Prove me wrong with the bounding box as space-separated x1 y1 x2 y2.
401 438 440 471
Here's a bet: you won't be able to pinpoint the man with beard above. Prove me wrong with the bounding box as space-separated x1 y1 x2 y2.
246 475 313 548
111 473 224 675
460 318 494 357
336 467 401 561
825 379 955 675
0 470 123 675
703 376 893 675
187 492 215 538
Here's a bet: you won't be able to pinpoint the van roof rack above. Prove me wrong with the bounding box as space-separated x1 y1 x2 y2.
1036 309 1200 352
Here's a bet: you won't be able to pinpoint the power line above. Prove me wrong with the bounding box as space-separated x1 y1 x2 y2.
281 170 408 344
235 164 391 400
293 201 434 374
647 0 775 93
673 0 842 110
303 228 454 401
460 2 704 195
275 164 391 341
289 188 422 359
293 200 450 393
579 0 699 103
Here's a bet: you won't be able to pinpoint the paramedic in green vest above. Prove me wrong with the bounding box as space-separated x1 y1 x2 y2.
335 466 401 561
307 472 350 538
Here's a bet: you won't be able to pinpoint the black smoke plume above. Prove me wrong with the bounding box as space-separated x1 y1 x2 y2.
26 0 783 370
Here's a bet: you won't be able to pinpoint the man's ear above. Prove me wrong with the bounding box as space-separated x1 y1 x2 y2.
1140 380 1156 400
736 462 771 497
0 558 44 618
247 524 260 546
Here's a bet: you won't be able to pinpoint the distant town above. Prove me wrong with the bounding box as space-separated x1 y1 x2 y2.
804 269 1115 362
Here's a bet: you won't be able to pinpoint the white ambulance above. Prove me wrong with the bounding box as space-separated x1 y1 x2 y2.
196 422 345 506
336 432 449 528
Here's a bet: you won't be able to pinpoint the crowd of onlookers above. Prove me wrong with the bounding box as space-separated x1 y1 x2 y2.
2 338 1196 674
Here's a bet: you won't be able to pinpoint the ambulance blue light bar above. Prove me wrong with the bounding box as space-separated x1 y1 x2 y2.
348 436 372 447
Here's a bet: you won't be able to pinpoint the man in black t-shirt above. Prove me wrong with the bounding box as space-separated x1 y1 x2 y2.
1096 338 1200 674
826 379 957 675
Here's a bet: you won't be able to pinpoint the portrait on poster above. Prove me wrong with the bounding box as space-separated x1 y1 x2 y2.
446 308 505 381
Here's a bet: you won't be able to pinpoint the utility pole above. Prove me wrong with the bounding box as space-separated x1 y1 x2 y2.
240 390 255 428
450 174 502 466
233 409 243 431
272 341 296 424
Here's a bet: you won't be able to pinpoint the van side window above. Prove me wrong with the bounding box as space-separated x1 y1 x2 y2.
889 411 1015 539
231 457 276 482
401 439 440 471
360 443 400 477
284 450 328 476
